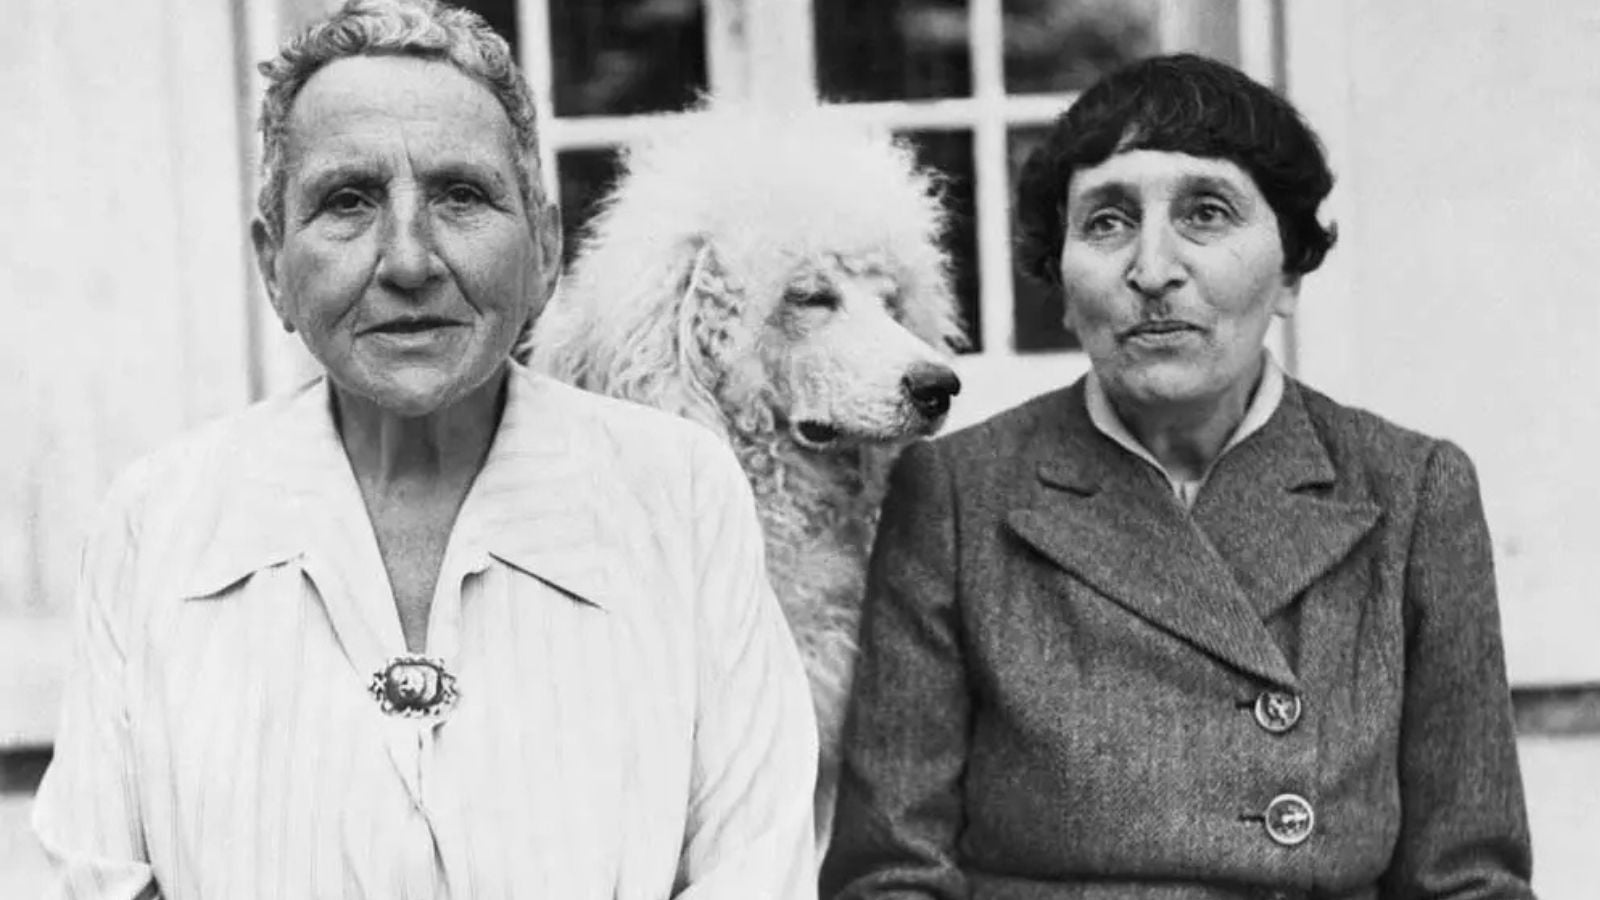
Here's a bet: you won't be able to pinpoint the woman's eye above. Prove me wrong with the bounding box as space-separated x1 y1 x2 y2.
1082 211 1130 237
1186 200 1233 228
324 190 370 215
441 183 487 208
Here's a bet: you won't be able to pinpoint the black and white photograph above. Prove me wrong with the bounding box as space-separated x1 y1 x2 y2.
2 0 1596 896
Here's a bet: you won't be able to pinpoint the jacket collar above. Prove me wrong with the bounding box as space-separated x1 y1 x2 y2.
1007 377 1379 688
1084 353 1286 504
179 364 619 617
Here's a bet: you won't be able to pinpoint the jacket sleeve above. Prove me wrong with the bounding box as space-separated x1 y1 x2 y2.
1381 441 1535 899
31 469 159 900
674 436 819 900
821 439 970 899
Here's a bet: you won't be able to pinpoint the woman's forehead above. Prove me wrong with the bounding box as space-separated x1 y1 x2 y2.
280 56 521 186
286 57 513 151
1067 150 1261 203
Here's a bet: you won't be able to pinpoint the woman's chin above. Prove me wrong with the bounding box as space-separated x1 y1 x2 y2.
1104 362 1219 410
331 364 502 420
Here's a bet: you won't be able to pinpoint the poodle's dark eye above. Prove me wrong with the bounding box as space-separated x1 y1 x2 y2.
785 288 840 311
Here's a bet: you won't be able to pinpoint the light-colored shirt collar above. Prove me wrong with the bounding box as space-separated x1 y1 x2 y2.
1084 352 1286 507
179 363 617 610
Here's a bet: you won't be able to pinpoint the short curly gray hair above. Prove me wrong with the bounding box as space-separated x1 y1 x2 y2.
255 0 544 240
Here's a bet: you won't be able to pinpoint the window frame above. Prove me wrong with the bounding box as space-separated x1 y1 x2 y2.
517 0 1285 423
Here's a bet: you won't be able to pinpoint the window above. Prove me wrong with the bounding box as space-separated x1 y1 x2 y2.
460 0 1278 420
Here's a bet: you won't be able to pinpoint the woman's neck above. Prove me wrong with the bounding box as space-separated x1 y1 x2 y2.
332 370 507 493
1109 355 1264 483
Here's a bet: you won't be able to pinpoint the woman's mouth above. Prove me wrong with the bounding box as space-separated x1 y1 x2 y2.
1121 320 1202 345
363 317 464 347
369 316 461 334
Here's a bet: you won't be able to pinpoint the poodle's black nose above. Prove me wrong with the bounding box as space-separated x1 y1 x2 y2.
903 362 962 419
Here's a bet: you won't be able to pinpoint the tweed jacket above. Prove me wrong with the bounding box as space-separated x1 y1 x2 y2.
822 377 1534 899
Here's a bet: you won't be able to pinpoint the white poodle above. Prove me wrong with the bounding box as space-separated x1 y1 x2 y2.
529 105 964 833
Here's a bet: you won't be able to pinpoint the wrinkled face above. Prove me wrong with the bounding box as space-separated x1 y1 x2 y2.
760 252 959 450
1059 150 1299 414
252 56 559 418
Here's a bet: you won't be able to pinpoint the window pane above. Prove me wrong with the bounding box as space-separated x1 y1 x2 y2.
451 0 519 57
1002 0 1159 94
1159 1 1243 67
898 129 980 353
548 0 707 117
555 147 625 266
1009 126 1077 352
816 0 972 102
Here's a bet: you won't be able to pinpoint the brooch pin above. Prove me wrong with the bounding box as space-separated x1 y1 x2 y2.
369 655 459 719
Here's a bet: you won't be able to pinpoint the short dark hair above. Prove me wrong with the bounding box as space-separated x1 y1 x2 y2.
1016 53 1337 285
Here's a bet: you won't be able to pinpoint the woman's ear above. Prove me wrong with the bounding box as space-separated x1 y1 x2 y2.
1272 272 1303 318
250 219 293 333
531 200 563 309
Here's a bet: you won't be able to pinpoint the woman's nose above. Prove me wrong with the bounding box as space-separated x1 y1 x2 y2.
1125 221 1186 297
376 196 445 290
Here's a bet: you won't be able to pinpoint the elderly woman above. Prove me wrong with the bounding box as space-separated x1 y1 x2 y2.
31 1 817 897
822 54 1533 899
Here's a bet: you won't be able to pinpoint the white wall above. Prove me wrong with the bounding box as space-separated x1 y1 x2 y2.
1283 7 1600 892
0 0 255 743
1286 0 1600 685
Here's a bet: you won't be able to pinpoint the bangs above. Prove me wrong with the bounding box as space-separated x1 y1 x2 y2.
1088 69 1277 171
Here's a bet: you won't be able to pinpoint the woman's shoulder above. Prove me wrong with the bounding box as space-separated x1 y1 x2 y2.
1291 379 1473 488
513 367 729 467
934 381 1082 462
100 383 319 517
876 382 1083 513
510 367 742 514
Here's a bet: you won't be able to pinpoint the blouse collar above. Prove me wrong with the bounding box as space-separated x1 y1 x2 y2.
1083 351 1286 507
178 363 620 613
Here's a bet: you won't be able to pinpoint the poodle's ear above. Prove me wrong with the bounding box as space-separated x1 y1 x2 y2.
529 231 743 440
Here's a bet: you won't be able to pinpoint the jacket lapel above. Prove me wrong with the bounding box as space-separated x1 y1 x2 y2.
1005 381 1299 687
1192 381 1380 620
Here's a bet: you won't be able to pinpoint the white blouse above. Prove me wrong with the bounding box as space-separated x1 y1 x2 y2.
32 365 818 899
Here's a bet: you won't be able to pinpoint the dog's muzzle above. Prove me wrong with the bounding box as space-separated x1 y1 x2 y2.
903 362 961 419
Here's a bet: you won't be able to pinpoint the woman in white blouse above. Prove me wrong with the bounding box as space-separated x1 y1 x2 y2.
32 1 818 897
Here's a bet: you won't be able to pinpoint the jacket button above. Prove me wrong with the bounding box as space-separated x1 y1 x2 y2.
1253 689 1302 733
1263 793 1315 846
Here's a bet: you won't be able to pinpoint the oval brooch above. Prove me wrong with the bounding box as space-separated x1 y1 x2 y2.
369 655 459 719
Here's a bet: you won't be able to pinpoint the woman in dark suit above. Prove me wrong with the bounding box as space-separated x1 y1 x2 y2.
821 54 1534 899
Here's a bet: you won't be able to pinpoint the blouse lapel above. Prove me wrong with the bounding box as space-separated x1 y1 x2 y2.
175 379 405 670
280 381 408 668
448 366 620 614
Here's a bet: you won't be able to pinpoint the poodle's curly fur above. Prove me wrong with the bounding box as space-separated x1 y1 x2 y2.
529 104 964 828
